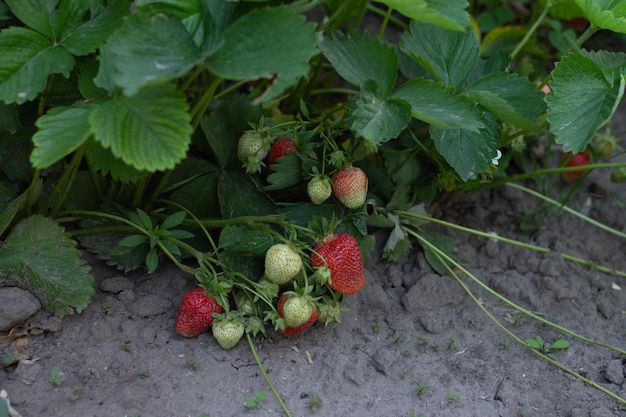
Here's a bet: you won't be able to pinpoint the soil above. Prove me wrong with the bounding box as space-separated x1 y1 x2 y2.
2 121 626 417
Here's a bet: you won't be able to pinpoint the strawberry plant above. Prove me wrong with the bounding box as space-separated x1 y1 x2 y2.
0 0 626 414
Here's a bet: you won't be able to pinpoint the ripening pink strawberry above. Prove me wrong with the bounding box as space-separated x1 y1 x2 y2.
332 166 368 209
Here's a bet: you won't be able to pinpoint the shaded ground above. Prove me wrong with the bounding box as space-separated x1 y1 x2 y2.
2 117 626 417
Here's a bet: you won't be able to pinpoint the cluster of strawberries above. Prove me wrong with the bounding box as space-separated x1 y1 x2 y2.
175 136 369 350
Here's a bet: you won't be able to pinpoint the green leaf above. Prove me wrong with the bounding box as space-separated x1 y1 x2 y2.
420 231 457 275
526 337 542 349
374 0 470 31
160 211 186 230
5 0 87 40
431 111 500 181
168 167 221 218
390 78 485 131
547 51 625 153
30 104 95 169
400 20 478 89
118 234 148 248
89 83 193 172
218 225 274 256
105 9 205 96
199 95 263 167
550 339 571 350
206 5 319 102
0 27 74 104
145 247 159 273
462 72 546 129
85 139 150 183
479 26 528 57
199 0 237 54
0 180 41 238
0 215 94 315
575 0 626 33
263 152 304 192
61 0 128 56
218 171 275 218
351 80 412 144
319 29 398 95
382 148 422 185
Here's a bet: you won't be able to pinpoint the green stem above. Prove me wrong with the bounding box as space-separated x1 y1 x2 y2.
511 1 552 59
468 161 626 193
506 182 626 241
47 145 86 217
190 75 223 129
378 6 393 38
412 230 626 405
405 227 626 356
246 333 293 417
395 209 626 278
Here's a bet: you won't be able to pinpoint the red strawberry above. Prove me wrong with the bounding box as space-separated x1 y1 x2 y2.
561 151 591 182
175 288 223 337
310 233 365 295
267 138 296 172
276 293 318 337
332 166 368 209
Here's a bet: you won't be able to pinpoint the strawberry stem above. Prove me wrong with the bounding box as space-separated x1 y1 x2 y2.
246 332 293 417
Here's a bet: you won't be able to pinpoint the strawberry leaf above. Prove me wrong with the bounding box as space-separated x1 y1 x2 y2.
547 51 626 153
0 27 74 104
374 0 470 31
218 171 275 218
88 83 193 172
5 0 88 40
351 80 412 144
462 72 546 130
319 29 398 95
207 6 318 102
85 139 150 183
60 0 128 56
31 104 95 169
104 9 205 96
390 78 485 132
0 215 94 315
400 20 478 89
218 225 273 256
574 0 626 33
431 111 500 181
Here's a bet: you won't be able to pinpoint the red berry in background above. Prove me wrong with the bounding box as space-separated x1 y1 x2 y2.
561 151 591 182
310 233 366 295
568 17 589 32
267 138 296 172
175 288 222 337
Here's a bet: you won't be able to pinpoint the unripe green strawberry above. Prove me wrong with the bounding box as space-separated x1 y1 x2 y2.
591 133 615 160
281 294 313 328
237 130 270 174
212 315 245 350
276 293 318 337
307 175 332 205
610 166 626 183
332 166 368 209
264 243 302 285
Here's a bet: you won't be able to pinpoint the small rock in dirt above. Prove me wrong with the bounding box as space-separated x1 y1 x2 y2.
344 363 366 386
401 273 464 312
604 359 624 385
417 308 455 334
590 407 616 417
363 278 392 312
569 408 586 417
595 289 617 320
130 294 172 317
90 317 118 343
484 238 499 258
538 253 566 277
0 287 40 331
13 359 43 382
371 346 400 375
118 288 136 304
100 276 134 293
154 329 171 348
